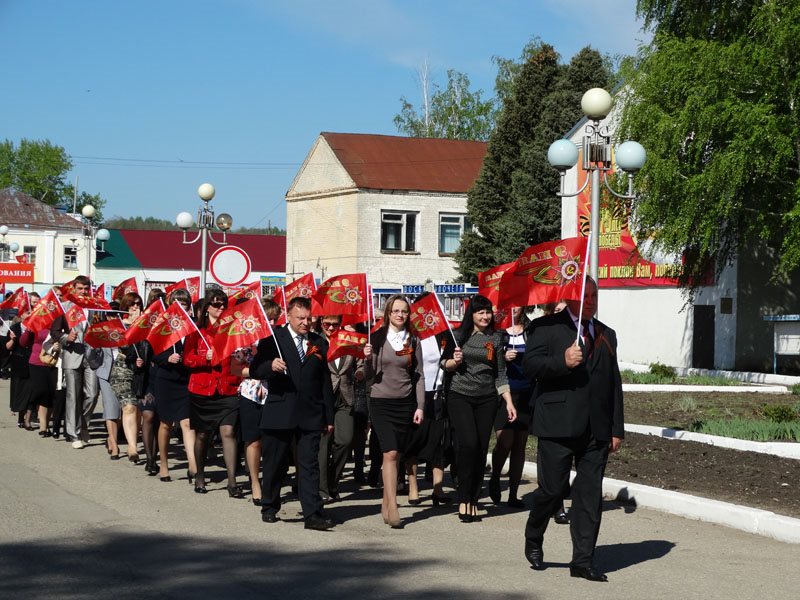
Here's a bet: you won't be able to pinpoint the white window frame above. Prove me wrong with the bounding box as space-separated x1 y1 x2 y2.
23 245 36 265
63 246 78 270
381 211 418 253
438 213 471 255
0 243 10 262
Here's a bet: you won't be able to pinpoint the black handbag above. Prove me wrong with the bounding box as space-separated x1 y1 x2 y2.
87 348 105 370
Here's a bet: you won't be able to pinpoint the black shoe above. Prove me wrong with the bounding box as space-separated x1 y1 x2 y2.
262 513 279 523
432 494 452 507
160 475 172 482
64 435 75 443
52 432 61 440
489 476 501 505
525 540 545 570
322 493 340 505
507 497 526 509
110 453 121 461
252 497 263 507
38 430 53 438
227 485 245 499
304 513 335 531
407 497 422 506
145 459 159 476
187 470 196 484
553 510 570 525
569 565 607 582
194 484 208 494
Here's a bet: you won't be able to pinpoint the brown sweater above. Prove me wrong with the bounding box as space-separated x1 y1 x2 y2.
365 331 425 410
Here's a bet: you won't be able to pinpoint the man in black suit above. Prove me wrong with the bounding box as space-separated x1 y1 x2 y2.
522 277 624 581
250 297 336 530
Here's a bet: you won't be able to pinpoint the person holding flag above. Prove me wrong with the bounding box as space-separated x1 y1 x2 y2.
49 276 100 449
363 294 425 528
439 294 517 523
6 293 38 430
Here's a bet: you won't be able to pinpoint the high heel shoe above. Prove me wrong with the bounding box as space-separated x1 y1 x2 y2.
160 475 172 482
432 494 452 507
458 503 473 523
194 484 208 494
145 458 158 476
227 485 245 499
407 497 422 506
110 451 120 461
187 470 196 484
127 453 140 464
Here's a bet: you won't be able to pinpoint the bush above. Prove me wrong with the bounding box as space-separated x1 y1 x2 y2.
791 384 800 396
761 404 798 423
649 362 676 378
678 396 698 413
688 418 800 441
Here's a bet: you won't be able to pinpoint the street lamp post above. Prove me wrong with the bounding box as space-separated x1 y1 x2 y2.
69 205 110 280
547 88 646 282
176 183 233 296
0 225 20 261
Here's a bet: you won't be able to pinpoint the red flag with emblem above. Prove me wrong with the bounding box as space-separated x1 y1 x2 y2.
274 273 316 325
146 300 203 355
311 273 368 317
112 277 139 303
209 297 273 363
15 255 28 264
498 237 588 307
64 289 112 310
477 261 516 306
0 287 30 312
327 329 368 361
94 282 106 301
228 280 261 302
408 293 450 340
492 306 514 329
22 289 65 332
85 318 127 348
64 304 87 329
123 298 166 345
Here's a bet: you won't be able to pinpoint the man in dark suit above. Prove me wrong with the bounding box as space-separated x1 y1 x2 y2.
250 297 336 531
522 277 624 581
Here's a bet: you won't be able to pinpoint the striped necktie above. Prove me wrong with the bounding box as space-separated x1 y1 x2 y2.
295 334 306 362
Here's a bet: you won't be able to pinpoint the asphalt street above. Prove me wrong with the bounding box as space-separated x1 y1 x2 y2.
1 380 798 600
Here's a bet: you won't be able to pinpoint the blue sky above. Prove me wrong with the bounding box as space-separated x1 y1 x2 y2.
1 0 647 230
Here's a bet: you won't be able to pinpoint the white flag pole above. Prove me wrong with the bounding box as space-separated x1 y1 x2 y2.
575 231 592 347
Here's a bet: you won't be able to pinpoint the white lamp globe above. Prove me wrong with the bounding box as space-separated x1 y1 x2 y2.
198 183 215 201
96 228 111 242
9 242 19 253
81 204 96 219
0 225 8 236
615 141 647 172
176 212 194 229
581 88 613 120
547 140 579 170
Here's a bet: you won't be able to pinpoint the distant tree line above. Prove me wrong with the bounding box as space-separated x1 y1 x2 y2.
102 215 285 235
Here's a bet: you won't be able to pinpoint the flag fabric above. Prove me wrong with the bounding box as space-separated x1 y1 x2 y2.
22 289 65 332
64 289 112 310
274 272 316 325
271 286 287 325
498 237 588 307
209 297 273 363
123 298 165 345
15 255 28 264
94 282 106 301
370 318 383 334
59 281 76 298
85 318 128 348
112 277 139 303
0 287 29 312
185 276 201 303
327 329 368 361
64 304 87 329
228 280 261 302
340 312 370 326
477 261 516 305
146 301 202 355
311 273 369 316
408 293 449 340
492 306 514 330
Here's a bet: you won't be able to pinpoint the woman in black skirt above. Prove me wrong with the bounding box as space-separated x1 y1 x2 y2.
363 294 425 528
7 314 34 430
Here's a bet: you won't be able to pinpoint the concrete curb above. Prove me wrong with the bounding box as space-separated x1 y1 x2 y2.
517 460 800 545
625 423 800 459
620 362 800 387
623 383 789 393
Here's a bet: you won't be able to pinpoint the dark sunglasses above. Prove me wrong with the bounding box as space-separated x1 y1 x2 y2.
209 300 227 308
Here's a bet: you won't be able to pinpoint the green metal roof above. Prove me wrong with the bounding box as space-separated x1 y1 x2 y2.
95 229 141 268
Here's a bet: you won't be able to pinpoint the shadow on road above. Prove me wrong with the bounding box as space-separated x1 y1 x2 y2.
598 539 676 573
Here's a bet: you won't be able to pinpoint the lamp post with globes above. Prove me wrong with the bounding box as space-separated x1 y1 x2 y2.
546 88 646 282
0 225 20 261
175 183 233 296
69 204 110 279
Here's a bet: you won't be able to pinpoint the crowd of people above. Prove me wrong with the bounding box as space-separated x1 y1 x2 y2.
3 274 624 580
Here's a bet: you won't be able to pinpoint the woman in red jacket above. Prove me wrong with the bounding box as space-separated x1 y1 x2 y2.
183 289 243 497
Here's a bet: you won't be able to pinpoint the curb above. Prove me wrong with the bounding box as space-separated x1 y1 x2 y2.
625 423 800 459
623 383 789 394
620 362 800 387
515 460 800 545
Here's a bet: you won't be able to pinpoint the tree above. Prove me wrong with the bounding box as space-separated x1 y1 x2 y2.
393 69 495 141
617 0 800 286
454 45 611 282
0 138 106 221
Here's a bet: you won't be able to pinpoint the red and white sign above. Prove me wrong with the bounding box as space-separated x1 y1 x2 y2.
0 263 34 284
209 245 252 287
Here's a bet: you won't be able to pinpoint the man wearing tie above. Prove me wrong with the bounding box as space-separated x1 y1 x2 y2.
522 277 624 582
250 297 336 530
50 275 99 449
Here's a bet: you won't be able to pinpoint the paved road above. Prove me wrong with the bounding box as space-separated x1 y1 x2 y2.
1 381 798 599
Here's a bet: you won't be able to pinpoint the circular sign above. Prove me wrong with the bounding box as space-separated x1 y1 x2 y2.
208 245 252 287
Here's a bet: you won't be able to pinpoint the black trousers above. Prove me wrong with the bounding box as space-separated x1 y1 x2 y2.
261 427 323 519
318 398 355 496
524 431 609 567
447 391 498 504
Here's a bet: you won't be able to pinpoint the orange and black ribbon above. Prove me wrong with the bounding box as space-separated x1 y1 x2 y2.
485 342 494 362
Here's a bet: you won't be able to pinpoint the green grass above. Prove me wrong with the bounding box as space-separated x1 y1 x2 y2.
688 418 800 441
621 370 740 386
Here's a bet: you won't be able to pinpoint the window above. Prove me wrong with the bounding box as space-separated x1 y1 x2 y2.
23 246 36 265
381 211 417 253
439 213 471 255
0 243 10 262
63 246 78 270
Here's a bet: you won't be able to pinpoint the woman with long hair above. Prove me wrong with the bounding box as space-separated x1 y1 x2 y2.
139 288 164 474
363 294 425 528
183 289 243 497
153 288 197 482
441 294 517 522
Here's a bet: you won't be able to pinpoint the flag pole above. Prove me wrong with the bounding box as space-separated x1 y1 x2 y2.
435 291 459 348
575 231 592 347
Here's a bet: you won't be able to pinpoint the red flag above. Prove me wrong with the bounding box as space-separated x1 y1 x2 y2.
477 261 516 305
271 286 287 325
370 318 384 334
123 298 165 345
340 312 370 326
94 282 106 301
15 255 28 264
64 304 87 329
146 300 203 355
228 280 261 302
59 281 76 298
0 287 29 312
498 237 588 307
22 289 65 332
311 273 368 316
408 293 449 340
327 329 368 361
64 290 112 310
166 277 201 304
492 306 514 329
209 297 273 362
85 318 127 348
112 277 139 303
274 273 316 325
